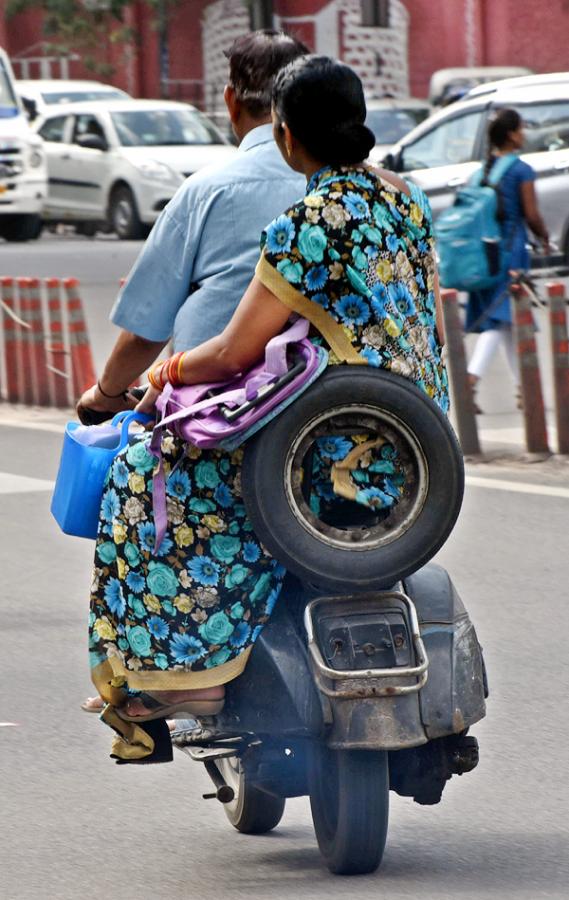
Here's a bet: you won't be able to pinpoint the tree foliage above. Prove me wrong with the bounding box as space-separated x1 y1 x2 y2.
5 1 176 77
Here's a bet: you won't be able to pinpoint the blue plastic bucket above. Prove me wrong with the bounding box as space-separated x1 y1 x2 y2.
51 410 153 539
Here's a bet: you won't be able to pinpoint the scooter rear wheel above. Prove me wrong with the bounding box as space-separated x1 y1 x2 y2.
215 756 286 834
309 744 389 875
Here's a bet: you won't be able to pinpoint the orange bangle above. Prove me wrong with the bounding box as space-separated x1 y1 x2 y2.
148 360 167 390
176 351 187 385
168 352 183 385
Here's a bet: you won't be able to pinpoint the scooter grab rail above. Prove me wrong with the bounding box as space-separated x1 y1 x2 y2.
303 591 429 698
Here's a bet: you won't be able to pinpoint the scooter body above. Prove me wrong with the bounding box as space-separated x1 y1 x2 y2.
180 563 486 874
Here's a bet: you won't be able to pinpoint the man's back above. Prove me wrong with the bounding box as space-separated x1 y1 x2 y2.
112 124 305 351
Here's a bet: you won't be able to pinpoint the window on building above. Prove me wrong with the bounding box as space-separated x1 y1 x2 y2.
361 0 390 28
249 0 273 31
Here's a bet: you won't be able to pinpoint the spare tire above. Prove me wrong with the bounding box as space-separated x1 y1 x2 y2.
242 367 463 593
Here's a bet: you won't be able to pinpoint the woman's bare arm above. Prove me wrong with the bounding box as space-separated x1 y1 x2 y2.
179 277 291 384
520 180 550 249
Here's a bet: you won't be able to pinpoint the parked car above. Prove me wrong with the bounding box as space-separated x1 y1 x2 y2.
17 79 130 121
365 97 432 163
33 99 238 238
428 67 533 107
382 78 569 260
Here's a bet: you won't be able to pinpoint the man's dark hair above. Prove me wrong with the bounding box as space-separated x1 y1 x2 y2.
225 29 308 118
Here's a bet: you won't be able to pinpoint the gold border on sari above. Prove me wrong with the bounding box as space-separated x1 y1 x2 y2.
255 252 366 365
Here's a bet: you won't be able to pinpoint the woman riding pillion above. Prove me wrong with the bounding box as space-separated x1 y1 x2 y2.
89 56 448 762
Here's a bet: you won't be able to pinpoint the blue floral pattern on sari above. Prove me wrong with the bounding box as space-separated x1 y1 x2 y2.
261 165 449 413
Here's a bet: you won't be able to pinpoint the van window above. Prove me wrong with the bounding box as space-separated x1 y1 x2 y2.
0 58 18 116
400 110 484 171
38 115 68 143
520 102 569 153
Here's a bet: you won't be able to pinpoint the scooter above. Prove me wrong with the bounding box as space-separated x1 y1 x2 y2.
172 368 487 876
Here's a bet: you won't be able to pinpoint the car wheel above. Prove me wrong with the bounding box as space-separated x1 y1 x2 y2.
109 185 145 240
75 222 98 237
0 214 42 242
242 367 464 593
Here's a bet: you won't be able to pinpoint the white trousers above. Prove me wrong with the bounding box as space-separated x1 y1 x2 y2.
467 325 519 385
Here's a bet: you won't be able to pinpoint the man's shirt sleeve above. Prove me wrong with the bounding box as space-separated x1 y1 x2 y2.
110 186 199 342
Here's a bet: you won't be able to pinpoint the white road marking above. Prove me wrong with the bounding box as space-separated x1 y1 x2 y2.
0 415 66 434
0 722 19 727
0 473 55 494
466 475 569 500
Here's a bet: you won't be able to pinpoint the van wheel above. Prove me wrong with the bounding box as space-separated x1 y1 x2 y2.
0 214 42 242
309 745 389 875
109 186 145 240
242 367 464 593
214 756 286 834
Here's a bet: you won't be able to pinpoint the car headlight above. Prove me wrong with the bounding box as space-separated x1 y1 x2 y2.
135 160 181 183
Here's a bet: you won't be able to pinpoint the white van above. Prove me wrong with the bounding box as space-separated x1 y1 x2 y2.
0 48 47 241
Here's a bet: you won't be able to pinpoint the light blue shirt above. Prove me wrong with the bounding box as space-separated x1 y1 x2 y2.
111 125 306 351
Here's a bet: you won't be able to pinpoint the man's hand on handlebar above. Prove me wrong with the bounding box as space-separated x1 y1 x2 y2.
76 383 137 426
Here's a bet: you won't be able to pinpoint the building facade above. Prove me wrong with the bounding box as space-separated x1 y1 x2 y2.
2 0 569 111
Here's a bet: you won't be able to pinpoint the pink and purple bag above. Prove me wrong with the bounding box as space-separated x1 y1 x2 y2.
150 317 328 548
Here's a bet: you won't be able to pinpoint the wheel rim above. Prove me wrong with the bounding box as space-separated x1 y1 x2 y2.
216 756 241 816
114 197 133 234
283 403 429 552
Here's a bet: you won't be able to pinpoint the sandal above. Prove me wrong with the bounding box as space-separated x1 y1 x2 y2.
81 695 105 713
116 692 224 724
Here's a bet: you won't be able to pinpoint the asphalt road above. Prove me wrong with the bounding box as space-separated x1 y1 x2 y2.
1 235 568 899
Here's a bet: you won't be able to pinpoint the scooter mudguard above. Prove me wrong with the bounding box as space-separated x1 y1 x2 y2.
403 563 487 739
218 576 325 737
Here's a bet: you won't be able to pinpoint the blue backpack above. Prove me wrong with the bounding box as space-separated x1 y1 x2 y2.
434 154 518 292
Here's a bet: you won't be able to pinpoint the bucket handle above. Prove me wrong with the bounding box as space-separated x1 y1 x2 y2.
111 409 155 449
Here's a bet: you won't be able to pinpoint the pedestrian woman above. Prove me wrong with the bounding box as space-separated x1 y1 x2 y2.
88 55 448 762
466 108 550 409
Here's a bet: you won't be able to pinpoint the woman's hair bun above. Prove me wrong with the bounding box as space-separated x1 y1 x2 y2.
273 56 376 166
329 121 376 164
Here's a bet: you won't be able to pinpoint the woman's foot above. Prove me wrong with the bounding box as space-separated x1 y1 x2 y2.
124 686 225 718
81 695 105 713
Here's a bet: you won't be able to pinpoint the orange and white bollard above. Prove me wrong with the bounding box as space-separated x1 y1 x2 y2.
440 289 481 456
45 278 70 408
511 283 550 455
17 278 36 405
1 277 22 403
547 282 569 455
28 278 50 406
63 277 96 401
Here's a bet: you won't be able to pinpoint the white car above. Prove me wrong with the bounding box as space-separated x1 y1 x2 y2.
17 78 130 120
366 97 432 164
382 77 569 259
34 99 238 238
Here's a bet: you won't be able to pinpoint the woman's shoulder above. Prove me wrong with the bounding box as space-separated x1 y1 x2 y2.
510 156 536 181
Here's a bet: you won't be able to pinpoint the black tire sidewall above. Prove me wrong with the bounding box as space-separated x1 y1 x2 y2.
242 367 463 592
309 745 389 875
110 186 142 240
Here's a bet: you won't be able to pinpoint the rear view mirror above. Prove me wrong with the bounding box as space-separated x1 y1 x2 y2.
77 133 107 152
21 96 38 122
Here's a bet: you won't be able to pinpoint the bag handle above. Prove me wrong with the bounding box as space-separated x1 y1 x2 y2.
111 409 154 449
